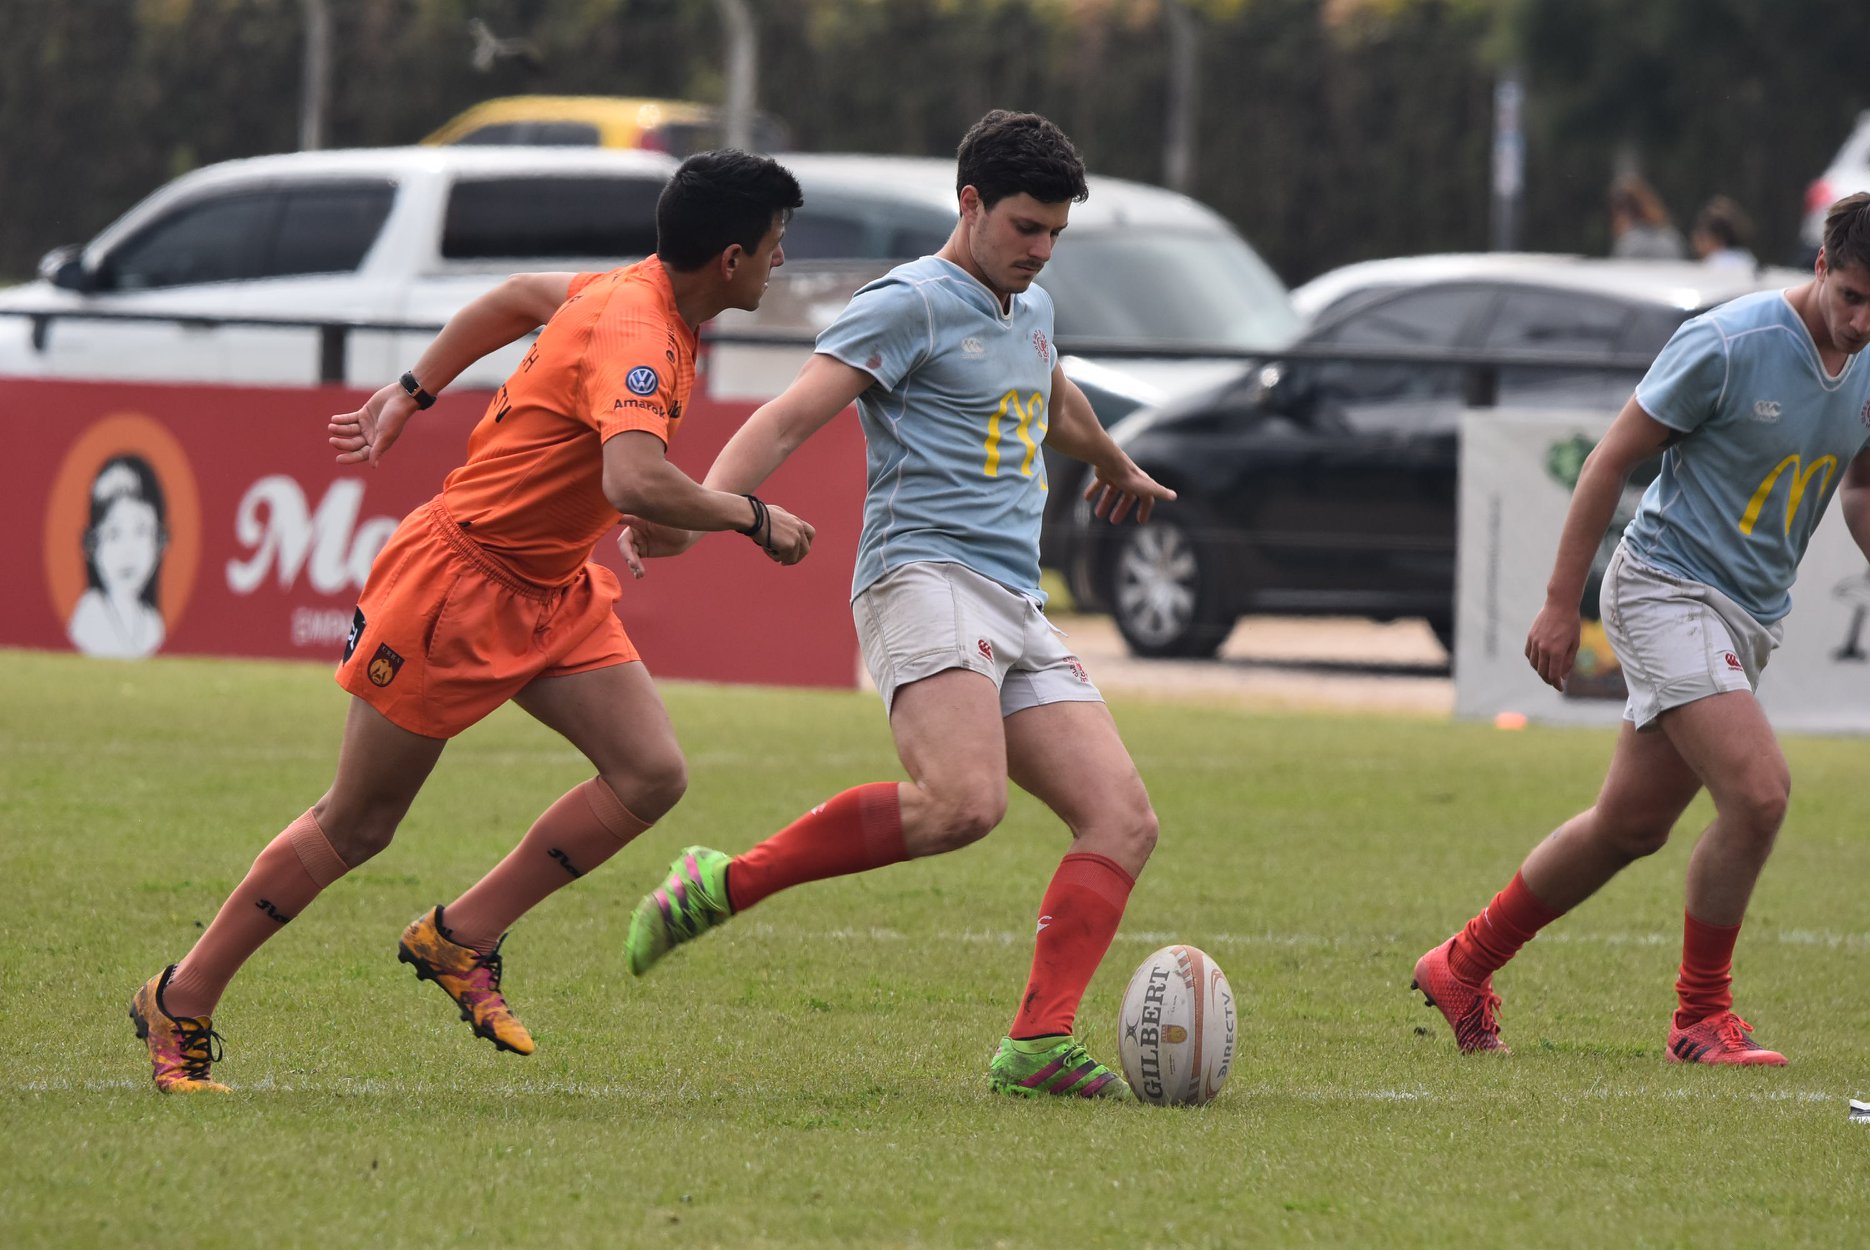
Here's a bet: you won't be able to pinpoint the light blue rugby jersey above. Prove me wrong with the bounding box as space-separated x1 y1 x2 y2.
1626 289 1870 623
815 255 1059 602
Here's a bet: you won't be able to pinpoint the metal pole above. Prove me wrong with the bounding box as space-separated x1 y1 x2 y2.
716 0 756 150
300 0 331 151
1163 0 1198 193
1491 69 1525 251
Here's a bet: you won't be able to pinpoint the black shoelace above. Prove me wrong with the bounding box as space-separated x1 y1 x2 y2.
175 1016 226 1080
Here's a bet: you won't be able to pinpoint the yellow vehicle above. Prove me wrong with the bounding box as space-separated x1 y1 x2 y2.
422 96 789 157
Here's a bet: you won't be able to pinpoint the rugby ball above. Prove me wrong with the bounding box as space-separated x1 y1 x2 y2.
1116 944 1235 1106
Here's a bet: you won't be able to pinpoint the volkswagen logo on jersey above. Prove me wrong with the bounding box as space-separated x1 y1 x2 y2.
626 366 660 396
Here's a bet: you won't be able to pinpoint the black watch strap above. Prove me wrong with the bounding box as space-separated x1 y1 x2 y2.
399 370 437 410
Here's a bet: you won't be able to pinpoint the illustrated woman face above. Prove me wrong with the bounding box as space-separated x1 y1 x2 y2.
83 458 167 605
92 494 162 597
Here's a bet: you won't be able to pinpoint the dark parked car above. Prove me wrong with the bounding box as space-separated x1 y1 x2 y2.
1051 254 1808 659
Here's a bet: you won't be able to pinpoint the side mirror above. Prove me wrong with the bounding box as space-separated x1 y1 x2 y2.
1259 362 1316 417
38 245 95 293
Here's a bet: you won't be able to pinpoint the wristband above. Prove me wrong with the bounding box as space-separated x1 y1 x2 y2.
736 494 769 544
399 370 437 410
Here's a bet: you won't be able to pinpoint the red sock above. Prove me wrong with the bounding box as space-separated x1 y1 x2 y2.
1450 871 1564 983
1674 911 1741 1030
165 809 350 1017
443 777 651 954
1009 852 1136 1040
726 783 906 911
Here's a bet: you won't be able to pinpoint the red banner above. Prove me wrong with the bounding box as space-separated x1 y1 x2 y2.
2 373 865 687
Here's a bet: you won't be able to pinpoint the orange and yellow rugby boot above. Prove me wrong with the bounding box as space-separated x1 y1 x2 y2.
129 966 231 1093
398 905 536 1055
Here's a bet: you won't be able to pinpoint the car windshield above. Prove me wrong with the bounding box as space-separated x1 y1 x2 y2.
1037 228 1301 350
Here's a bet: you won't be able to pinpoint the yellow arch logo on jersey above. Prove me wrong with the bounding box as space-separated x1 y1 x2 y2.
982 389 1048 484
1737 453 1837 537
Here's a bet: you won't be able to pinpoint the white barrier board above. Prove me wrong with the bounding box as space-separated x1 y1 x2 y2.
1455 409 1870 734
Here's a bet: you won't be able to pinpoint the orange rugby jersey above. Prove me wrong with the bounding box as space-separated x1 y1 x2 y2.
440 257 698 585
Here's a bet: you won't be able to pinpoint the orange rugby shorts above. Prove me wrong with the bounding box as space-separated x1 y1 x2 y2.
335 500 638 738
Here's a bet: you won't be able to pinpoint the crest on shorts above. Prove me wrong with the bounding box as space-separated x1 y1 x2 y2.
1064 654 1090 684
1723 651 1743 672
625 365 660 396
367 642 404 687
977 637 994 662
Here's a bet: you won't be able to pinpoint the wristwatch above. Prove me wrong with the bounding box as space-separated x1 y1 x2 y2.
399 370 437 410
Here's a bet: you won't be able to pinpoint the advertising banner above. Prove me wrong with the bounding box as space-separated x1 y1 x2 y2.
1454 409 1870 733
3 372 866 687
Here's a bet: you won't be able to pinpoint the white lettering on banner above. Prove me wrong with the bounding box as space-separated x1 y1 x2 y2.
225 476 399 595
291 608 358 649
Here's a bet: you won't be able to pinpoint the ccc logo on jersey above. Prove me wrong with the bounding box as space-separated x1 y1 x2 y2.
625 366 660 396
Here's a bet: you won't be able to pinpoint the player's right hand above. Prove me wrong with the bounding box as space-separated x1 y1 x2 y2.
616 517 700 579
330 382 418 467
1524 601 1582 691
760 502 815 565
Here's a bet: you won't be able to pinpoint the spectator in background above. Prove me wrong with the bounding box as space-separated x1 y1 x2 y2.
1692 195 1759 271
1608 174 1686 260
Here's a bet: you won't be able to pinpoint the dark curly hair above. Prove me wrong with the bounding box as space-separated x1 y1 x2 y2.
955 110 1088 209
657 149 803 271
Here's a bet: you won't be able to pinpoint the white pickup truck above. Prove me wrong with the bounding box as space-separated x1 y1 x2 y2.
0 146 1299 420
0 146 680 389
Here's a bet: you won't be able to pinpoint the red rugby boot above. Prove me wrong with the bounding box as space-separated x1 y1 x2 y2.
1411 938 1509 1054
1666 1011 1786 1066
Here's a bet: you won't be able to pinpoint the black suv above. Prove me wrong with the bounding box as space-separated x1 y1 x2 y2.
1050 254 1806 659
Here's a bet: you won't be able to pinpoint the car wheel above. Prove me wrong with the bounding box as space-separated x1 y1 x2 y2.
1107 512 1233 659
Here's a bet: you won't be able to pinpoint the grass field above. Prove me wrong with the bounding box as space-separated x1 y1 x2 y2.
3 648 1866 1249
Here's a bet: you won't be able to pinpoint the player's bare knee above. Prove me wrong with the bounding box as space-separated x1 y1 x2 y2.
1129 805 1160 862
608 754 687 824
1721 776 1789 840
324 819 397 866
927 791 1006 854
1608 817 1674 861
310 794 406 864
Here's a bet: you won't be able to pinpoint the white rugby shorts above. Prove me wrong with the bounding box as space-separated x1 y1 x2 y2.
1600 542 1782 730
854 560 1103 716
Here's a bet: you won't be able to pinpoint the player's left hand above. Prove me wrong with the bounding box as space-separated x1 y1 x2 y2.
330 382 418 467
616 517 699 578
1083 459 1177 525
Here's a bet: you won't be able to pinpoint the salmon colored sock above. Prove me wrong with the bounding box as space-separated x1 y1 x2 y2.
1450 871 1564 984
1674 912 1742 1030
1009 852 1136 1040
164 809 350 1017
725 783 906 912
443 778 651 954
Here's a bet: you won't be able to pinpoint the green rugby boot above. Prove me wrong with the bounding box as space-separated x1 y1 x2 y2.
989 1035 1131 1099
626 846 734 976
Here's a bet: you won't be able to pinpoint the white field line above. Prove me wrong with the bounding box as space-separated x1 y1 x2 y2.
18 1077 1845 1105
738 923 1870 950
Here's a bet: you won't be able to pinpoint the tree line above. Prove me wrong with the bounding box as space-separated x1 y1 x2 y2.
1 0 1864 287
